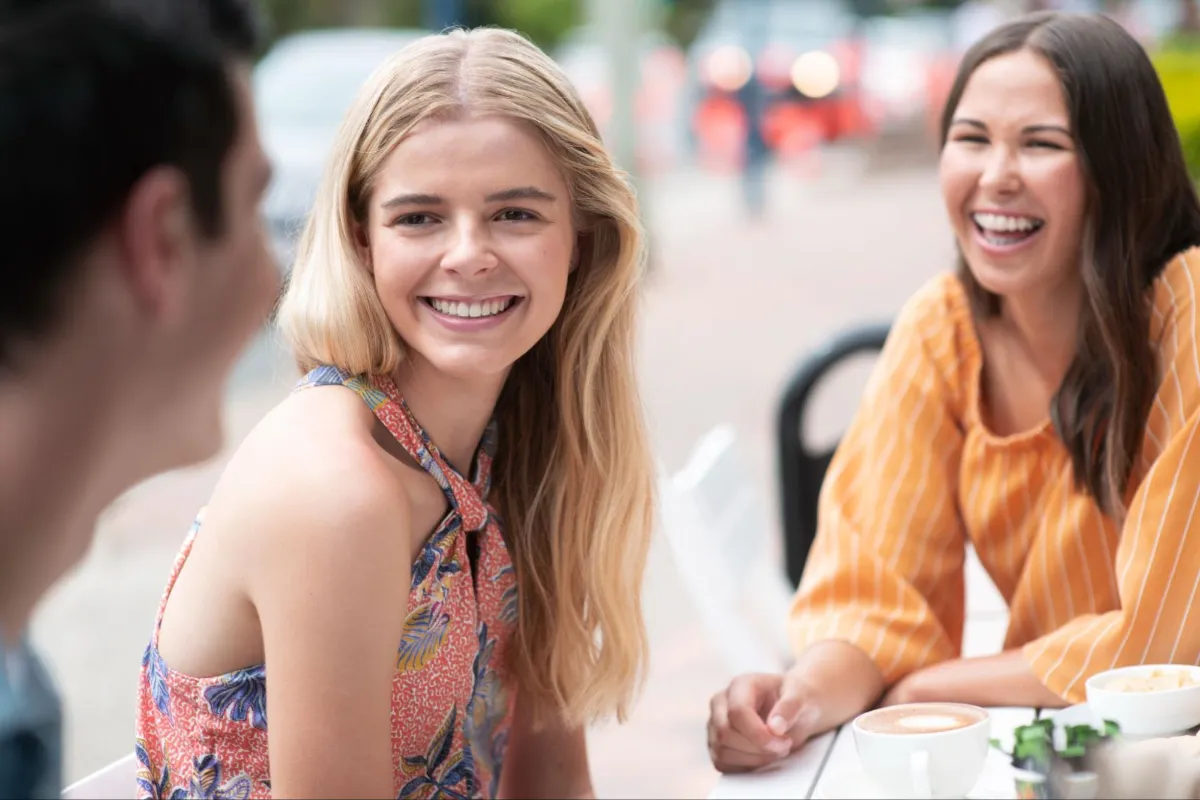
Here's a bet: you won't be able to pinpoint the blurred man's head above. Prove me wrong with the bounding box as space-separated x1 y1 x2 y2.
0 0 278 637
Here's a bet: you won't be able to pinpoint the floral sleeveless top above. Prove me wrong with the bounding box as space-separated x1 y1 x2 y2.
134 366 519 799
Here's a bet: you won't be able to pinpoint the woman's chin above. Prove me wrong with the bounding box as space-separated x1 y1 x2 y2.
964 254 1042 300
413 348 518 384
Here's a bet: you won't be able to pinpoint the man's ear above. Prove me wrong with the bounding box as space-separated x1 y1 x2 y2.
115 165 194 320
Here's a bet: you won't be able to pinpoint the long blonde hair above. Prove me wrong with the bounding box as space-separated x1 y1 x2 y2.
275 27 655 726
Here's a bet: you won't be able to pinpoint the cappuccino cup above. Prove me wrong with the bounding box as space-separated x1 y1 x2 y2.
852 702 991 799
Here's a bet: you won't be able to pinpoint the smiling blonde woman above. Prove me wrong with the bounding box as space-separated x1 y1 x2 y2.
134 27 655 799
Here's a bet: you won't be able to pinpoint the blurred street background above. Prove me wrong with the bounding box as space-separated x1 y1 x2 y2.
35 0 1200 796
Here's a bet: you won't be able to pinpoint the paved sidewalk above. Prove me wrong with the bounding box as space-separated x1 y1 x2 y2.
34 157 953 797
589 157 953 797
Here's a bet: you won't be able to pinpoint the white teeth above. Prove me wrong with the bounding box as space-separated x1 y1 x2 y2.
429 297 514 318
972 212 1043 233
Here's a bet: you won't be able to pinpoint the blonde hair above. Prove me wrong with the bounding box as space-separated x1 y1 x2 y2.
275 27 655 726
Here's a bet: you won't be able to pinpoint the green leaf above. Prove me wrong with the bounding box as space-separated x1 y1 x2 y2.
1015 736 1052 763
1063 724 1102 750
1017 726 1052 743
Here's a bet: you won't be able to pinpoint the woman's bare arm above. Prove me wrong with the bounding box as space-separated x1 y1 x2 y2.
237 435 413 799
499 700 593 799
883 649 1068 709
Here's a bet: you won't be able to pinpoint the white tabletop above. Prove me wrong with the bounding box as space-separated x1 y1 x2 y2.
708 706 1038 800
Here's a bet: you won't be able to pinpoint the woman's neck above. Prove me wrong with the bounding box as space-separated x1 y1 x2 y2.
391 356 509 475
999 278 1084 390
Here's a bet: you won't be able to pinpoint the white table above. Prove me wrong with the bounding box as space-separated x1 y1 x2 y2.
708 706 1039 800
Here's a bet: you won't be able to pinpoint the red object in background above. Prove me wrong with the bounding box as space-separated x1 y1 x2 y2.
829 37 862 86
765 103 824 159
570 42 688 175
692 33 874 169
694 91 873 170
924 54 958 138
693 94 747 170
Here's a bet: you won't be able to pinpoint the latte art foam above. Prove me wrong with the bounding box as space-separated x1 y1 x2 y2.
895 714 965 732
856 703 986 735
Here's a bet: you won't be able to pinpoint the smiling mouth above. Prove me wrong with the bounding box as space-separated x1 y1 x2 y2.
421 296 521 319
972 212 1045 247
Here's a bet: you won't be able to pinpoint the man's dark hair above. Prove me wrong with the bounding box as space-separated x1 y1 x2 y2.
0 0 264 365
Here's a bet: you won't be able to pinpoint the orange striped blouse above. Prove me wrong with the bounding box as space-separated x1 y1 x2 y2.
789 246 1200 704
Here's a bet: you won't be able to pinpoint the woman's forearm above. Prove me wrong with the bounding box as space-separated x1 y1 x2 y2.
883 649 1068 708
788 639 887 734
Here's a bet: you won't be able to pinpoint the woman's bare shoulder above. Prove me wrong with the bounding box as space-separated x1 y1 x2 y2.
200 384 412 569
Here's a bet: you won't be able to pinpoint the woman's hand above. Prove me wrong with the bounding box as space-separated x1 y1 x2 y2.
880 671 927 707
707 671 823 773
707 640 886 774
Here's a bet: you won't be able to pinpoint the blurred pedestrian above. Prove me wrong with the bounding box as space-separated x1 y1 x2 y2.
739 75 769 218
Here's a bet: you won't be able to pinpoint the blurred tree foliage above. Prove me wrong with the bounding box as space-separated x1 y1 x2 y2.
258 0 578 47
484 0 581 47
662 0 717 46
257 0 716 50
1153 40 1200 182
258 0 419 38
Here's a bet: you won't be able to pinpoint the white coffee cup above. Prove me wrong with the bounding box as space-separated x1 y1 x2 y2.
852 702 991 799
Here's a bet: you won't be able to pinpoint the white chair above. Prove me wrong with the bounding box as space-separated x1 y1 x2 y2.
963 544 1010 657
61 752 136 799
659 424 797 676
661 424 1012 673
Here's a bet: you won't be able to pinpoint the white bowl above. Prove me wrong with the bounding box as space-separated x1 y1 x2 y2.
1085 664 1200 737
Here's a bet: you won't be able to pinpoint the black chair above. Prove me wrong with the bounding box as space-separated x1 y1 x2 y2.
776 322 892 588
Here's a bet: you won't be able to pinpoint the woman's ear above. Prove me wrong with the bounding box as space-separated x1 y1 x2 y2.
569 232 586 273
353 220 372 273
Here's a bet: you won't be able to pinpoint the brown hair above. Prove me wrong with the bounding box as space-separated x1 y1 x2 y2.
939 12 1200 516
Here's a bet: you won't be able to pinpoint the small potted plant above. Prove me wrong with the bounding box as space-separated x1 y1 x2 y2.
990 717 1121 799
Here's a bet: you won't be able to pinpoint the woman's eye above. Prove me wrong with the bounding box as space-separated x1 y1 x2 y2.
496 208 537 222
954 135 988 144
1027 140 1065 150
396 213 437 226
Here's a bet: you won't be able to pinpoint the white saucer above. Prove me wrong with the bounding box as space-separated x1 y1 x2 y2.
813 769 1015 799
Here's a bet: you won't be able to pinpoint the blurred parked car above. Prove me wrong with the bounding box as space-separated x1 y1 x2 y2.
684 0 869 167
552 25 688 174
858 10 957 139
255 28 425 268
